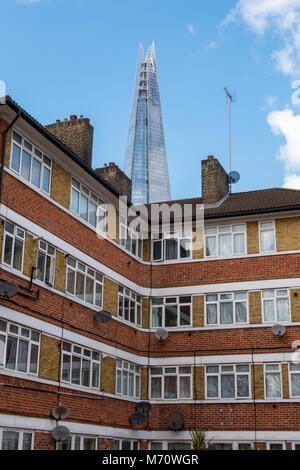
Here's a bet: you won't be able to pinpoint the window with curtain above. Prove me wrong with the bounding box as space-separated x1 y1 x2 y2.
1 429 33 450
152 232 192 261
264 364 282 398
0 320 40 375
3 221 25 272
71 178 106 232
150 366 192 400
262 289 290 322
61 341 100 389
205 224 246 257
205 292 248 325
206 364 250 399
259 221 275 252
57 435 97 450
114 440 139 450
151 296 192 328
36 240 55 285
289 363 300 397
11 131 52 194
116 359 140 398
66 257 103 307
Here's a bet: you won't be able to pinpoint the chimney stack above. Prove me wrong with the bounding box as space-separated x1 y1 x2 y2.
201 156 229 204
95 163 132 202
45 115 94 167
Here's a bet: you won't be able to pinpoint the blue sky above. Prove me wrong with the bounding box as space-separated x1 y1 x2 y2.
1 0 300 200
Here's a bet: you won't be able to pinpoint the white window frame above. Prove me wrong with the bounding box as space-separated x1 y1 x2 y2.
70 177 106 232
213 441 253 450
61 341 101 390
150 366 192 400
116 359 141 398
205 364 251 400
2 221 25 272
288 363 300 398
36 240 56 286
10 130 52 194
266 442 286 450
0 319 40 376
292 442 300 450
151 231 192 262
0 428 34 450
114 440 139 450
205 292 248 326
261 289 290 323
120 218 143 259
259 220 276 253
149 441 192 450
66 256 103 308
56 434 97 450
264 363 282 399
204 224 246 258
118 286 142 326
151 296 192 328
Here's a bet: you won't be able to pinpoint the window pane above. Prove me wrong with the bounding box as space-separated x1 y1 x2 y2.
180 305 190 326
291 374 300 396
122 370 128 395
4 234 13 265
277 298 290 321
220 302 233 324
165 239 178 260
207 304 217 324
260 230 275 252
71 189 79 213
13 238 23 271
17 339 28 372
62 354 71 381
179 376 190 398
264 300 275 322
71 356 81 385
151 377 162 398
206 237 216 256
82 359 90 387
95 283 102 307
152 307 162 327
165 305 177 327
36 251 46 282
219 234 231 256
0 334 5 366
237 374 249 397
22 433 32 450
89 202 97 227
221 374 235 398
151 442 163 450
29 344 39 374
76 272 85 300
207 375 218 397
266 374 281 397
83 438 96 450
236 302 247 323
180 239 190 258
85 277 94 305
42 166 50 193
164 375 177 399
128 372 134 396
6 336 17 370
2 431 19 450
31 158 41 187
21 150 31 180
234 233 245 254
269 444 283 450
80 195 88 221
11 144 21 172
67 269 75 295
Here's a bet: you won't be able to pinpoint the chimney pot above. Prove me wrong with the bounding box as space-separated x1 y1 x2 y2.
207 155 214 160
64 118 68 122
109 162 115 167
70 115 77 121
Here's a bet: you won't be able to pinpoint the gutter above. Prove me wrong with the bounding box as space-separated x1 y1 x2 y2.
0 109 21 205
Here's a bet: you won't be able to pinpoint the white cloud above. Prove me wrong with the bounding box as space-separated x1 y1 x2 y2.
283 174 300 189
186 24 196 35
223 0 300 76
206 41 218 50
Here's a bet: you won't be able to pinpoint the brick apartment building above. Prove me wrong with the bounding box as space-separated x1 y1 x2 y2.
1 96 300 450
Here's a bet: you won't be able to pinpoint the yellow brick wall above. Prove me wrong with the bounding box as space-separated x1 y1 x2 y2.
193 296 204 327
276 217 300 252
192 228 204 259
103 277 119 316
290 289 300 322
247 221 259 255
193 366 205 400
23 234 38 278
251 364 264 399
106 208 119 243
142 298 150 329
282 364 289 399
100 356 116 394
39 335 60 382
249 291 262 324
50 160 71 209
140 367 149 400
143 239 150 262
54 251 67 292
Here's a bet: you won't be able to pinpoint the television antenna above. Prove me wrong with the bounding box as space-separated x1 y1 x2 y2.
224 87 234 192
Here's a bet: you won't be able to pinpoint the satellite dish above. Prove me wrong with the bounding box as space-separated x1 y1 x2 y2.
168 411 184 431
136 401 152 414
129 412 146 425
94 310 112 324
271 324 286 337
228 171 240 184
0 281 18 298
155 328 168 341
51 425 70 442
52 405 70 420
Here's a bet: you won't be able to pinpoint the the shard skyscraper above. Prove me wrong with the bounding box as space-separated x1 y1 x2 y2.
124 42 171 204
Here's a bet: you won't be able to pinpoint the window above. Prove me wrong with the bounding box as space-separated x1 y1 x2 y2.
152 232 192 262
259 221 275 253
71 178 106 231
205 224 246 257
61 342 100 389
262 289 290 322
120 218 143 259
150 442 191 450
36 241 55 285
11 131 51 193
267 442 285 450
289 363 300 397
118 286 142 326
213 443 233 450
116 360 140 398
114 440 139 450
264 364 282 398
0 429 33 450
205 365 250 399
57 435 97 450
0 320 40 375
151 296 192 328
205 292 248 325
3 221 25 271
66 257 103 307
150 366 192 399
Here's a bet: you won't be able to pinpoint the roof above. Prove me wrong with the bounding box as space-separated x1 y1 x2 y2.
149 188 300 219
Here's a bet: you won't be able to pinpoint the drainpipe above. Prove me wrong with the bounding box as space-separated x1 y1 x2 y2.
0 110 21 205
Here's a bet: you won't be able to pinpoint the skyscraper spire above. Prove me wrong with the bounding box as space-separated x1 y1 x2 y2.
124 43 171 204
